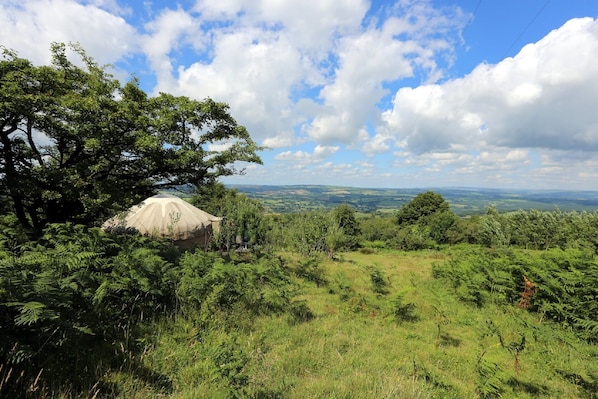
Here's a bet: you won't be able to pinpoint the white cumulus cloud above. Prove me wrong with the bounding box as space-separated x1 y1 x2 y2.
382 17 598 155
0 0 136 65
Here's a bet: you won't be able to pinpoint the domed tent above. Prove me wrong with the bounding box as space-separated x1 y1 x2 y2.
103 194 221 249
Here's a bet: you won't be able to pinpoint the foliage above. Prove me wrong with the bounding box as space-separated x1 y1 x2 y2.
192 183 268 251
392 192 461 248
176 252 299 331
368 266 390 295
292 256 328 287
5 181 598 399
396 191 451 226
0 218 307 397
270 205 362 255
433 247 598 341
0 44 262 233
331 203 361 250
389 224 436 250
359 215 396 242
389 290 418 322
477 206 598 251
0 223 179 396
191 181 234 216
272 211 338 256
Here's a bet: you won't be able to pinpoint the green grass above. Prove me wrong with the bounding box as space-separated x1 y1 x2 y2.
90 249 596 398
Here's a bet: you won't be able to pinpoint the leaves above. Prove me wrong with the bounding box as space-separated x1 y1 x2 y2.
0 223 180 394
0 44 262 233
434 247 598 341
12 301 56 326
396 191 451 226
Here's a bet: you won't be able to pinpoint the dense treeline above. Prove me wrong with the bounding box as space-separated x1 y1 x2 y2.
359 201 598 252
260 191 598 253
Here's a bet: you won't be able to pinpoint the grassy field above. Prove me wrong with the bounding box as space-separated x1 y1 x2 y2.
113 248 597 398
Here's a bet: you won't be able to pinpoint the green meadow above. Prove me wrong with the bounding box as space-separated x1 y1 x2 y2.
85 249 596 398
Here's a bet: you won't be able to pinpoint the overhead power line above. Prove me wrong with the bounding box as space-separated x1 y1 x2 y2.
500 0 552 60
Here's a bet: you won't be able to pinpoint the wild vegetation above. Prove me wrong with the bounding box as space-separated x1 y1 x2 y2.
2 189 598 398
1 47 597 398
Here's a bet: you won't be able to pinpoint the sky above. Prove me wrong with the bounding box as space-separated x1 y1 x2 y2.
2 0 598 190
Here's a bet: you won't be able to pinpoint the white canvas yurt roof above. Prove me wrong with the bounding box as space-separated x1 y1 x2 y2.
103 194 220 241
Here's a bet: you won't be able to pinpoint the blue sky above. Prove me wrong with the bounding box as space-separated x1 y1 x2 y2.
2 0 598 189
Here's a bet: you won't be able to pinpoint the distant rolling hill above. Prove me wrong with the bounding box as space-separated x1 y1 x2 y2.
229 184 598 216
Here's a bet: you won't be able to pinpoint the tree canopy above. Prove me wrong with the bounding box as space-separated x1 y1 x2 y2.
396 191 451 226
0 44 262 232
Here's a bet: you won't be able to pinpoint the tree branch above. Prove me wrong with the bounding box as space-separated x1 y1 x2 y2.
25 119 45 166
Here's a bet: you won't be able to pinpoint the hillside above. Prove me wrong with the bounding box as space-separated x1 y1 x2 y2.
230 185 598 215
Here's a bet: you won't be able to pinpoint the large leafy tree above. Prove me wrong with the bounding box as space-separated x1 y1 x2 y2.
396 191 459 246
0 44 262 232
396 191 451 226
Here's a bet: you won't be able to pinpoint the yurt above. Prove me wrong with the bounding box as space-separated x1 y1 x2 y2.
103 194 221 249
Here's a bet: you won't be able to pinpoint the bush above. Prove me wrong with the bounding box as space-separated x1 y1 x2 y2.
0 224 179 396
177 253 307 332
368 266 390 295
433 247 598 341
389 291 418 322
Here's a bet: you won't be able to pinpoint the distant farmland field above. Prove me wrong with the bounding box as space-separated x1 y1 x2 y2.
229 184 598 215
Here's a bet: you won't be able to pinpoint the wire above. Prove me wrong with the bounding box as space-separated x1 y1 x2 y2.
500 0 552 60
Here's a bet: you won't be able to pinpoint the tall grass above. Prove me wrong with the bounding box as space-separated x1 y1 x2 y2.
8 247 597 398
102 248 596 398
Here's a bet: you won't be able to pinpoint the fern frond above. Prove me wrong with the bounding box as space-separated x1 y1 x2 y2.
10 301 57 326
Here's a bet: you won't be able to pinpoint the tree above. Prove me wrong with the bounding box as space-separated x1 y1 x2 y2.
396 191 451 226
332 203 360 237
0 44 262 233
192 183 267 250
331 203 360 250
281 211 335 256
192 181 236 216
394 191 460 248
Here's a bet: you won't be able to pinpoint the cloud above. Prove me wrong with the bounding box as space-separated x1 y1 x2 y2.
141 8 203 90
169 0 372 146
193 0 369 54
274 145 339 163
149 0 468 148
362 134 394 156
313 144 340 158
84 0 132 15
262 135 294 149
305 1 468 145
382 17 598 155
167 27 306 144
0 0 137 65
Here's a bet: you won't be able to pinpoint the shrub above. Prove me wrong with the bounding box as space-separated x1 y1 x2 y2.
368 266 390 295
0 223 178 396
433 247 598 341
389 291 418 323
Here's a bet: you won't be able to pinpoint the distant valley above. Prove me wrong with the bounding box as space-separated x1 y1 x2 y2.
230 184 598 215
